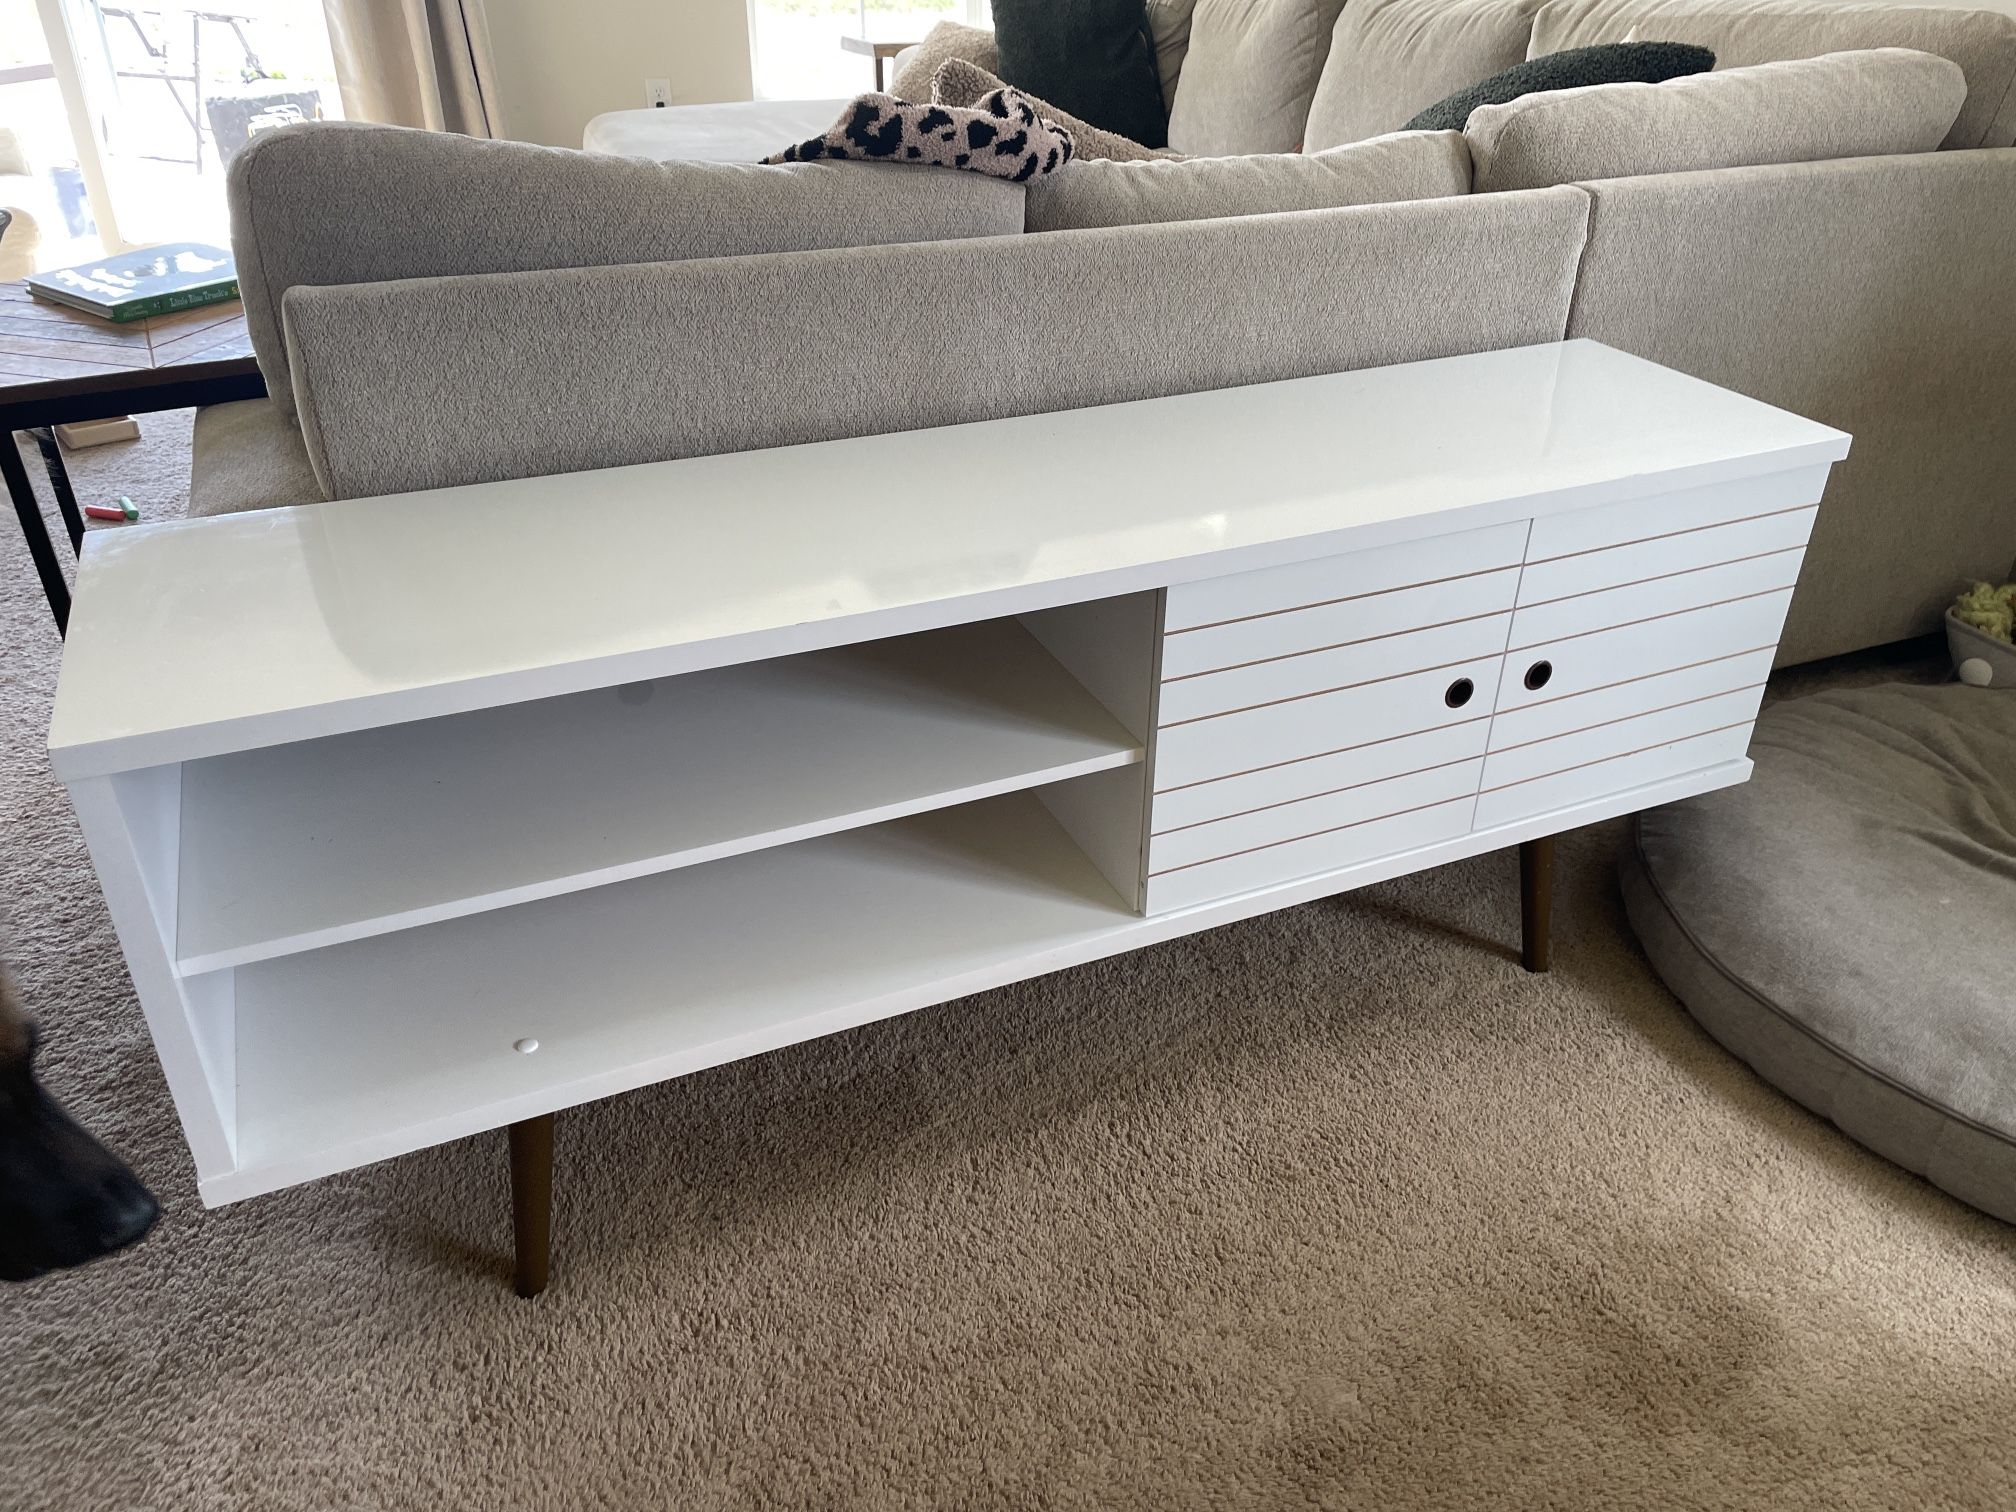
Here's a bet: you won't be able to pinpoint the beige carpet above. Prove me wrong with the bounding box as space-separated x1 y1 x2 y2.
3 421 2012 1511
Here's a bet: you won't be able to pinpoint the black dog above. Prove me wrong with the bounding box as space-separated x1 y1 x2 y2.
0 967 158 1282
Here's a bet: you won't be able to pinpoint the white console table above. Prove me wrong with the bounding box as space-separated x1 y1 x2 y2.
48 341 1848 1295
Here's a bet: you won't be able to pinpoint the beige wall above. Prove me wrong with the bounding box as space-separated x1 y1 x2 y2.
485 0 755 148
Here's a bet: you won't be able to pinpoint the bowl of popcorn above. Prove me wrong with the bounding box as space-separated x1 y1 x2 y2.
1949 581 2016 688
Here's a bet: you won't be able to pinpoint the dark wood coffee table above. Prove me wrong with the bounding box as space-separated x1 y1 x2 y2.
2 279 265 634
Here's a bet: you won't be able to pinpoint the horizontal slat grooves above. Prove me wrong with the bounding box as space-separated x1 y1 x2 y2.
1488 682 1766 755
1524 502 1815 565
1165 564 1517 636
1151 752 1483 836
1154 713 1490 794
1481 719 1753 794
1151 507 1795 896
1159 653 1481 729
1516 546 1804 610
1505 586 1791 655
1509 643 1776 712
1161 608 1509 684
1148 794 1473 877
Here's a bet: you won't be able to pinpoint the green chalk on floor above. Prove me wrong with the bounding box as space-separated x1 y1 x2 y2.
118 496 139 521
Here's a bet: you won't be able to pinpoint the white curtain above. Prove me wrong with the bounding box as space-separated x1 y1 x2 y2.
320 0 503 137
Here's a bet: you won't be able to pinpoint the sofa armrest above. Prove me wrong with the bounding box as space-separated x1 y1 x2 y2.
281 187 1593 501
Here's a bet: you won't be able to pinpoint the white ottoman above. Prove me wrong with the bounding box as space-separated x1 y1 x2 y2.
583 100 848 162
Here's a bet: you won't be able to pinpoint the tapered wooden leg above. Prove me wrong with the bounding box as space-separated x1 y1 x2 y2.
1520 836 1555 974
508 1113 555 1298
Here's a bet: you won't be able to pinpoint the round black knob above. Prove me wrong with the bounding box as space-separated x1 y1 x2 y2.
1524 660 1554 692
1444 677 1475 709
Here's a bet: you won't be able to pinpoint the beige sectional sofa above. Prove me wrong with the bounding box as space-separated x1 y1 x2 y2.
191 0 2016 668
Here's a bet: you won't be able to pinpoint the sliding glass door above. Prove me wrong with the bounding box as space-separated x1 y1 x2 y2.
2 0 102 273
4 0 343 257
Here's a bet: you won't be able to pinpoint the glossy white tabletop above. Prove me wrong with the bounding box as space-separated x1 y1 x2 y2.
582 100 848 161
49 341 1849 778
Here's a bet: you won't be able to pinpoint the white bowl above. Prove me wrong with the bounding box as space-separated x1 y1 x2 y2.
1948 609 2016 688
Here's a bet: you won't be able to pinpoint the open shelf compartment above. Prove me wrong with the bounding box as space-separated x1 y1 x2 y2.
173 614 1146 974
211 788 1140 1202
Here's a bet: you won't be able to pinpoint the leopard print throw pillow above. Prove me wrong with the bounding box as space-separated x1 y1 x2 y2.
763 87 1075 182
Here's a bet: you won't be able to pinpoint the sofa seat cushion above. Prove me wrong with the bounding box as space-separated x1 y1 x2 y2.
1466 48 1966 192
1165 0 1350 154
1528 0 2016 148
1305 0 1544 150
1621 682 2016 1223
1025 130 1470 229
190 397 325 516
230 122 1030 421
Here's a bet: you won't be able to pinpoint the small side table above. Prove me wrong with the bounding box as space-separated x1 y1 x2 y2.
838 35 919 93
1 281 264 635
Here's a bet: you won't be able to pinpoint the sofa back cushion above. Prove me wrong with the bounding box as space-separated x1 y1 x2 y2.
281 187 1591 501
1146 0 1200 103
1026 131 1471 229
895 6 1196 117
888 20 998 100
1528 0 2016 148
933 59 1175 158
1466 47 1966 191
992 0 1170 146
1165 0 1349 153
229 122 1027 417
1305 0 1544 149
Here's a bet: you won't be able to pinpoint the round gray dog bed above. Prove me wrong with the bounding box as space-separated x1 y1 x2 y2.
1621 682 2016 1223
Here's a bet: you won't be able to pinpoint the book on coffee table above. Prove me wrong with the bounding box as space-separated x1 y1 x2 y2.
26 243 238 323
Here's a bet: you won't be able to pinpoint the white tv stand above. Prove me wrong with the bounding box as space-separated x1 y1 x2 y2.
49 342 1848 1295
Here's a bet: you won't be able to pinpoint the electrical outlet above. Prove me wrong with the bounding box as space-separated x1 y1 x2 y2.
645 78 673 109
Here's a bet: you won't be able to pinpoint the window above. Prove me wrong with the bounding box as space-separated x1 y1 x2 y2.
2 0 98 274
1 0 343 263
749 0 991 102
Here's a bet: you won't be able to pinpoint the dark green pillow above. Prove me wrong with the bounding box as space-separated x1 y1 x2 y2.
1403 42 1718 132
991 0 1168 151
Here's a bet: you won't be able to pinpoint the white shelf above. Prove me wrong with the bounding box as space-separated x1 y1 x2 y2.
176 618 1140 974
219 792 1138 1202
